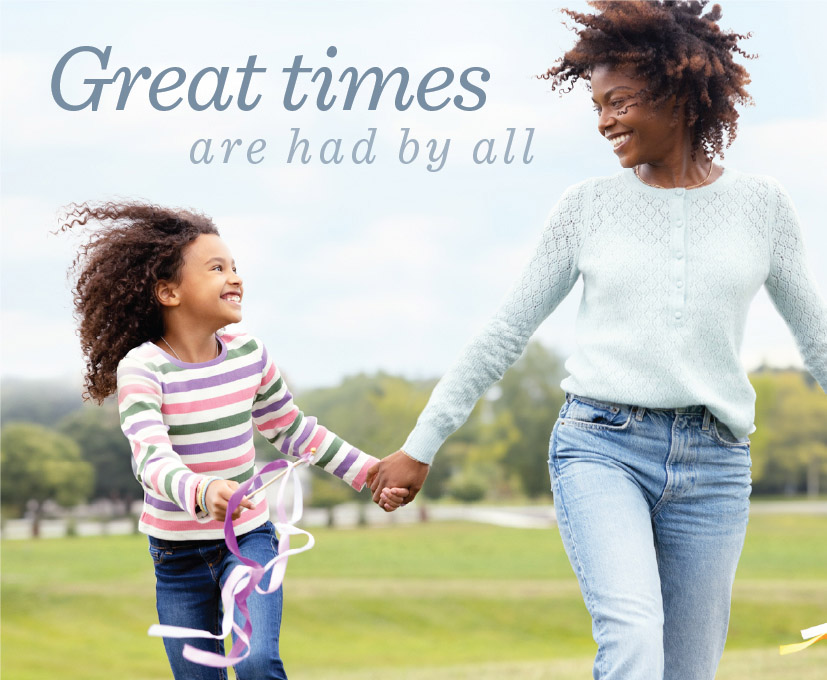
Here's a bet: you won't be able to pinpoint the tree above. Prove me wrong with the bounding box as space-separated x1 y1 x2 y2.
489 341 567 498
750 369 827 496
0 378 83 426
58 401 141 508
297 372 434 502
1 422 94 536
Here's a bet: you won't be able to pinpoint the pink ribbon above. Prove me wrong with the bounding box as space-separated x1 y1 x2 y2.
147 453 316 668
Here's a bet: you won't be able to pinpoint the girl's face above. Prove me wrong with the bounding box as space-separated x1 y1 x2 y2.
167 234 243 330
590 64 686 168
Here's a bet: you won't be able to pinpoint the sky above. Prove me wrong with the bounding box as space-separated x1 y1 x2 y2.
1 0 825 393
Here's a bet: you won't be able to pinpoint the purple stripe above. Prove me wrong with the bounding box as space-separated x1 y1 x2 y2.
260 345 269 374
162 362 261 394
252 392 292 419
144 493 181 512
334 449 360 479
281 419 313 455
174 429 253 455
177 473 190 508
293 416 316 450
123 419 165 438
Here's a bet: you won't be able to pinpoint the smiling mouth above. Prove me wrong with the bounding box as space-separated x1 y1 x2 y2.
609 133 632 150
222 294 242 304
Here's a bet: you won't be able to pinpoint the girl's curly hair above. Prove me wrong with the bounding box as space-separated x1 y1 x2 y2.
61 202 219 403
541 0 754 158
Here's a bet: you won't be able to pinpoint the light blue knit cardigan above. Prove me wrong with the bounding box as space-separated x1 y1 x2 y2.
404 168 827 464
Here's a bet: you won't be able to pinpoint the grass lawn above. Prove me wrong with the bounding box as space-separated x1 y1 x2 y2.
2 514 826 679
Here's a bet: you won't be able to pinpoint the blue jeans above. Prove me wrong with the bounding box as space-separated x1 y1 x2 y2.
148 521 287 680
549 394 751 680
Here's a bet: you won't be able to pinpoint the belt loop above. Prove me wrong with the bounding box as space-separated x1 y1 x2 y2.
635 406 646 422
702 408 711 431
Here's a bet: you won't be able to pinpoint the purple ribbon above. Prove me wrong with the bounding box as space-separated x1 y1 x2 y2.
147 453 316 668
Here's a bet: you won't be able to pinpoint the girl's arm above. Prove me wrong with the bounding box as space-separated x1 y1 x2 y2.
251 344 379 491
117 356 216 521
765 182 827 391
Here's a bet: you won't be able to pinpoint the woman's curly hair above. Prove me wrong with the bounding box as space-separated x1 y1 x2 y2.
541 0 754 158
61 202 219 403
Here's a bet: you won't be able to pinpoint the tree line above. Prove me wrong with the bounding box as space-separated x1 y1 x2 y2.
2 342 825 531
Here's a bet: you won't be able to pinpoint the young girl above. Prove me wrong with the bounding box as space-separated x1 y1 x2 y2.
64 201 406 680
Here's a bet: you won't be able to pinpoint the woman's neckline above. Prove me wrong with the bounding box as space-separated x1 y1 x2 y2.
622 166 737 197
152 334 227 368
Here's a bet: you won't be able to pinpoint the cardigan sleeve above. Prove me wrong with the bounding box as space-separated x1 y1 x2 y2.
117 354 211 521
764 182 827 391
402 181 588 464
251 342 379 491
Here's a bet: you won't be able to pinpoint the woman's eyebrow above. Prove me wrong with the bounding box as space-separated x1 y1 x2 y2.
591 85 635 103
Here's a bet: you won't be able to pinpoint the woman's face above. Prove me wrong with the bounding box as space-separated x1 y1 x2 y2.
590 64 686 168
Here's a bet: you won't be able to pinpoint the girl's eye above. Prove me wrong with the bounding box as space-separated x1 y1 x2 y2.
213 265 222 271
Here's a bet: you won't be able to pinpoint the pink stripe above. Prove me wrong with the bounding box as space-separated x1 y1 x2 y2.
351 459 376 490
144 435 169 445
149 465 164 495
118 383 158 403
258 410 298 431
306 430 326 453
186 450 254 473
261 362 276 386
141 502 267 532
161 386 258 415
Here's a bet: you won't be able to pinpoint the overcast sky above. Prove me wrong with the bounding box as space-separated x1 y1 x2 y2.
2 0 825 392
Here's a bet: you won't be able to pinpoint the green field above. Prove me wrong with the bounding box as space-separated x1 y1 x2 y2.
2 514 826 679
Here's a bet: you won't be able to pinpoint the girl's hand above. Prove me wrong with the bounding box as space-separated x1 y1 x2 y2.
205 480 256 522
379 487 410 512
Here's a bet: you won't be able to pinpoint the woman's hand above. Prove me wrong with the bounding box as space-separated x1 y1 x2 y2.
366 450 430 510
205 479 256 523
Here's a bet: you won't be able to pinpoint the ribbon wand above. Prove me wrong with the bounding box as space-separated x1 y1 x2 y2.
245 448 315 501
779 622 827 655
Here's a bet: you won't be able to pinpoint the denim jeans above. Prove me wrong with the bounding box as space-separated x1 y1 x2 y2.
148 521 287 680
549 394 752 680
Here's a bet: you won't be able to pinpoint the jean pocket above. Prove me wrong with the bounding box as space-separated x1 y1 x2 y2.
148 545 166 566
560 397 633 431
711 419 750 448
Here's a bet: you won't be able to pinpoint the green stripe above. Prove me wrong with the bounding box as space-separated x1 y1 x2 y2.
136 444 157 479
164 467 175 501
283 413 303 438
226 338 259 362
167 411 251 436
315 437 343 467
231 468 254 484
254 376 283 404
146 360 185 375
120 400 161 424
163 466 191 502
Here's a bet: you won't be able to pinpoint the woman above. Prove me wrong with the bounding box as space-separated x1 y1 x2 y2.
367 2 827 679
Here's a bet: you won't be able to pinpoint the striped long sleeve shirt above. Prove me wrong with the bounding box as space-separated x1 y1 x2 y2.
117 332 378 540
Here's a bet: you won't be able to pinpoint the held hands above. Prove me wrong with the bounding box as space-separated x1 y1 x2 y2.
204 479 256 523
366 450 430 512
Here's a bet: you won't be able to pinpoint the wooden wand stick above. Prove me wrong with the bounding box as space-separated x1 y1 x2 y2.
245 449 315 500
